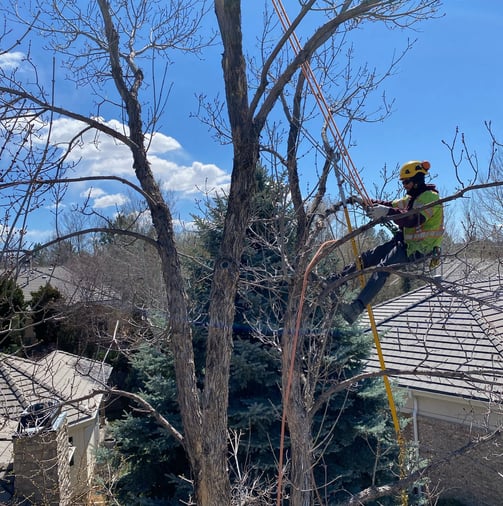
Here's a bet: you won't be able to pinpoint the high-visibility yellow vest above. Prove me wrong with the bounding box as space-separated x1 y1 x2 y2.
392 190 444 256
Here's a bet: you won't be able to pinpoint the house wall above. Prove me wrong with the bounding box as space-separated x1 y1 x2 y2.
402 390 503 430
10 409 103 506
86 411 101 478
401 390 503 506
413 416 503 506
68 412 101 504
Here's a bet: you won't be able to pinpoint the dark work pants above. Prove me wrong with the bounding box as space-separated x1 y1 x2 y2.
339 239 410 307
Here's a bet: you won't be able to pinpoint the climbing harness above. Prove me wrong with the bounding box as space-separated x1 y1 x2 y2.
271 1 410 505
404 246 442 273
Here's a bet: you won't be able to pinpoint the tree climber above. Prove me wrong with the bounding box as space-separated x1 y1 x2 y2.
324 160 444 324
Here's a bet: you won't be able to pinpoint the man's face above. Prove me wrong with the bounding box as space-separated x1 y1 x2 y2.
402 178 414 194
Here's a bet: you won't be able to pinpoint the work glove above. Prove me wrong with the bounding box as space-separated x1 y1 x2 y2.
367 204 390 220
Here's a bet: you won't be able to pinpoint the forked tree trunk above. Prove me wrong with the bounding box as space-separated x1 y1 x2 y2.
100 1 259 502
125 96 260 506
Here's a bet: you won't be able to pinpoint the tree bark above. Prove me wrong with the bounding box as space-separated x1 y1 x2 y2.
97 0 209 499
192 2 261 504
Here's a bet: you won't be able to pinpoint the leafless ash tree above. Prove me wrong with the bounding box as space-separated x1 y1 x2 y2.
3 1 503 505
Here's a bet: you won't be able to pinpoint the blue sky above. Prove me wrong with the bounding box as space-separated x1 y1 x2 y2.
2 1 502 245
348 3 503 193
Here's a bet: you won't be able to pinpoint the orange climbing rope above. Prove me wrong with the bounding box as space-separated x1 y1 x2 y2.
271 2 408 505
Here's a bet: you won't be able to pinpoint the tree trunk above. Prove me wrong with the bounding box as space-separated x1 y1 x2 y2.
287 371 314 506
99 4 219 501
195 2 261 502
281 283 316 506
198 131 259 504
118 1 260 502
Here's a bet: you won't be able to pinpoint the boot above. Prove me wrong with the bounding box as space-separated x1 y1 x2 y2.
339 299 365 325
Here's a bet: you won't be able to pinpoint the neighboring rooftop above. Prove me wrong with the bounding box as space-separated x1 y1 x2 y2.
4 265 119 304
361 264 503 402
0 351 112 468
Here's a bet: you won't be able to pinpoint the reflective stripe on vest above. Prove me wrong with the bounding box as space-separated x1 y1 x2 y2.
403 228 444 242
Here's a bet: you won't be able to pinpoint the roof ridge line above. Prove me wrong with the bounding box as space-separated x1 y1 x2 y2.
0 357 30 410
4 354 66 406
465 296 503 357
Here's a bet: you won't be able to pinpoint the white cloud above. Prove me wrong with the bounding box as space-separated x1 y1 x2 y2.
146 132 181 153
45 117 135 177
45 202 67 211
0 222 53 247
79 186 127 209
0 51 24 70
9 116 230 243
41 117 230 196
6 116 229 243
80 187 106 199
92 193 129 209
153 159 231 195
24 228 55 244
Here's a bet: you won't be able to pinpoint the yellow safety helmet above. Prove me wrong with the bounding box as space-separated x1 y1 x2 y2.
399 160 431 180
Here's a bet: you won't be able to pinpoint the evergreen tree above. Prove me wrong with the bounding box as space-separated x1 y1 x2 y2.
0 276 25 350
102 167 401 504
30 284 63 346
193 167 401 501
99 344 190 505
312 327 400 503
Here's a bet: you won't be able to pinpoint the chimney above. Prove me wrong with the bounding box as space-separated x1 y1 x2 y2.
13 402 71 505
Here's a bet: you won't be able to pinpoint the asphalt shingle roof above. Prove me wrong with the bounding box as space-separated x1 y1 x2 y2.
5 265 119 304
0 350 112 423
361 274 503 402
